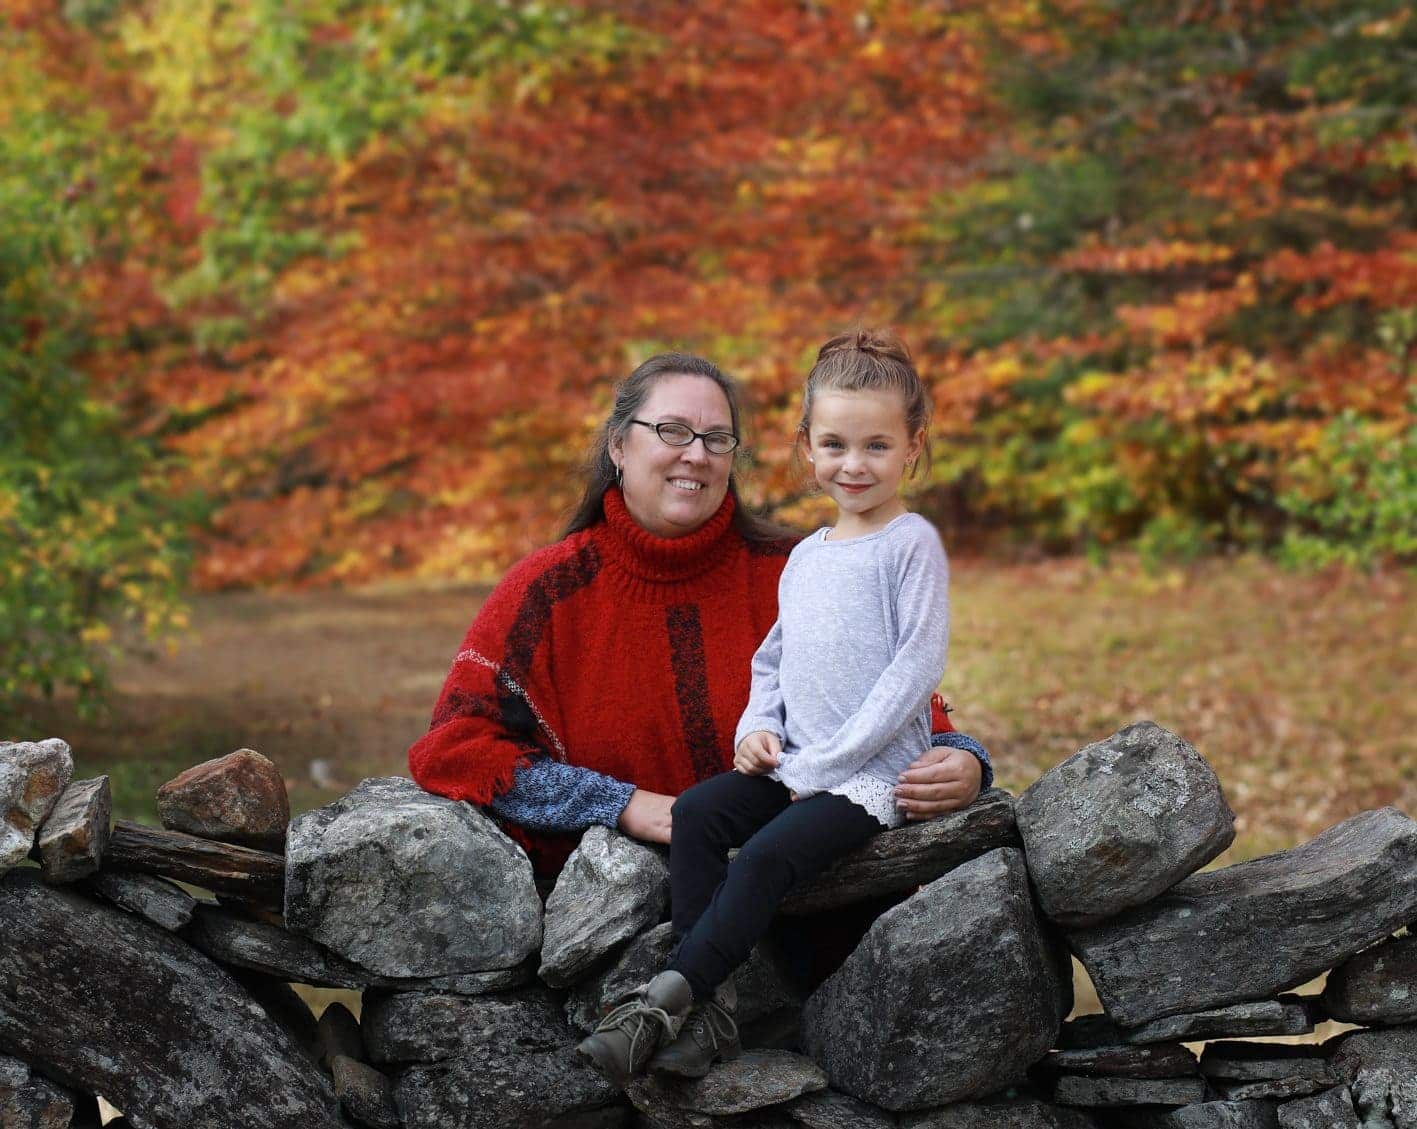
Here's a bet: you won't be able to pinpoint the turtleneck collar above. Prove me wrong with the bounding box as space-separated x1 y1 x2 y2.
599 486 738 584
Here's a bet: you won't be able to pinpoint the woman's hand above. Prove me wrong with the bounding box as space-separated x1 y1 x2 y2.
734 731 782 775
895 745 982 821
617 789 675 844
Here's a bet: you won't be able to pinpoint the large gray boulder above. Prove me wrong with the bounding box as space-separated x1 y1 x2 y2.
0 869 342 1129
1329 1025 1417 1129
383 985 618 1128
284 776 541 977
540 826 669 988
1323 933 1417 1026
363 984 569 1065
1067 808 1417 1026
802 847 1065 1110
1 739 73 873
1015 722 1234 927
1277 1085 1360 1129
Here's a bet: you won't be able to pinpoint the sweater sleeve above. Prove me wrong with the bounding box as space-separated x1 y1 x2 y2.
931 730 994 792
777 523 950 799
407 553 572 808
733 617 787 749
487 755 637 833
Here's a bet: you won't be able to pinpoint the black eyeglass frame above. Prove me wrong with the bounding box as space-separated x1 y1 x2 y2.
628 418 740 455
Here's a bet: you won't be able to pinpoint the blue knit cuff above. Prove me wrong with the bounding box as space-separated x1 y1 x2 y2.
929 730 994 792
487 755 637 835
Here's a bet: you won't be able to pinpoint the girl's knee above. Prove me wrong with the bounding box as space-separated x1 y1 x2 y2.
731 837 793 887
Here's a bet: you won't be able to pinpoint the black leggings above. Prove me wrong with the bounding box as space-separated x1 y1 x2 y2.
665 771 884 1002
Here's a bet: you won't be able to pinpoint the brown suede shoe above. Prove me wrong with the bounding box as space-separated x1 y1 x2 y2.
576 970 693 1088
649 976 740 1078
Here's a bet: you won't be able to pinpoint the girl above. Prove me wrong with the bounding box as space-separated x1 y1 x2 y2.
578 329 951 1086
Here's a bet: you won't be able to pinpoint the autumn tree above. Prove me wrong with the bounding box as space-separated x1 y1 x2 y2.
1 7 192 713
925 0 1416 564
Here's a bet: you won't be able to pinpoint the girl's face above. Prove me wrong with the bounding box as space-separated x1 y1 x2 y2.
805 388 924 534
611 373 735 539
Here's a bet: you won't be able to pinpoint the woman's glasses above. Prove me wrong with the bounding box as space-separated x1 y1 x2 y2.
630 419 740 455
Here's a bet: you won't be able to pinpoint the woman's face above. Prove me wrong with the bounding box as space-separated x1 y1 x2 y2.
612 373 735 539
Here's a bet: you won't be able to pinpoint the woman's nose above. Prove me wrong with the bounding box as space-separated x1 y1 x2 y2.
679 438 710 464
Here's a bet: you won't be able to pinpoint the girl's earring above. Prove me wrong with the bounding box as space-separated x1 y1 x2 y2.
615 463 623 485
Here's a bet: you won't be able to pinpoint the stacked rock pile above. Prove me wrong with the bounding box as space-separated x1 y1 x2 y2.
1 722 1415 1129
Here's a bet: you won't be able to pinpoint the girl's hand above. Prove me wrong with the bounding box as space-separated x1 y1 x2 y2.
617 789 674 844
734 731 782 775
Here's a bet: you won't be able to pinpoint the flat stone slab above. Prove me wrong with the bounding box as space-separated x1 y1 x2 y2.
106 819 286 906
1123 996 1319 1043
803 847 1066 1110
540 826 668 988
0 869 342 1129
1322 933 1417 1026
1041 1041 1198 1077
1201 1042 1336 1083
781 788 1020 914
1126 1101 1281 1128
900 1097 1100 1127
627 1050 826 1117
1 738 73 873
184 903 375 988
1276 1084 1360 1129
1215 1077 1332 1101
1067 807 1417 1026
786 1088 897 1129
81 869 197 930
364 982 621 1128
36 775 110 883
158 747 290 851
1017 722 1235 927
285 776 541 977
1053 1075 1207 1107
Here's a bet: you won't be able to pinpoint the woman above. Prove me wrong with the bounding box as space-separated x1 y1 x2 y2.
407 352 990 879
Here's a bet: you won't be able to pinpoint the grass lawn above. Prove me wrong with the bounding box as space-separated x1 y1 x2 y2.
8 555 1413 865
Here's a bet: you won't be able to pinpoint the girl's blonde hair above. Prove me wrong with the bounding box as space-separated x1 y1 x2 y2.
797 328 932 478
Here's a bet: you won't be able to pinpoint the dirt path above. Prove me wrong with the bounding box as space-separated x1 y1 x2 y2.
17 585 492 820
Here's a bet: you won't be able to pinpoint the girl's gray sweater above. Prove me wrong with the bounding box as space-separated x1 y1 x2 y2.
734 512 950 800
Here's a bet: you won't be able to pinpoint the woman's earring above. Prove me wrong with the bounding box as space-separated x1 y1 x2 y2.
615 463 623 485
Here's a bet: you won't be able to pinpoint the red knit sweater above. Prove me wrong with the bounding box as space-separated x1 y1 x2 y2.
408 488 794 874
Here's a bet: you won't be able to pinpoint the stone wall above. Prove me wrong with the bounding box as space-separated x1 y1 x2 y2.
2 723 1416 1129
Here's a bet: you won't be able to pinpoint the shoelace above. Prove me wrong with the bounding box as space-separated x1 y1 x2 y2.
691 1000 738 1051
594 998 678 1063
